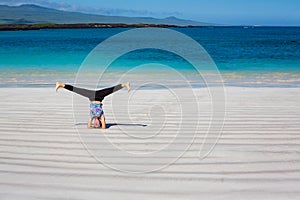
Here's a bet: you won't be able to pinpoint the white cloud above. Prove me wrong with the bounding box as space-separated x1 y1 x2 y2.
0 0 182 18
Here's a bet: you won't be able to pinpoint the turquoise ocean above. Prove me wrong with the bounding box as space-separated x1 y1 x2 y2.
0 27 300 88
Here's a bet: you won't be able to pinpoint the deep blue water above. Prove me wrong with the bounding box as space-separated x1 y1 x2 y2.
0 27 300 87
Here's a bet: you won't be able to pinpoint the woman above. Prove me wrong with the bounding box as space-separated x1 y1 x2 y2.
55 82 130 129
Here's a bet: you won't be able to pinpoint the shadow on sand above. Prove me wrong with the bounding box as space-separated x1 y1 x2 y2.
106 123 147 128
75 122 147 129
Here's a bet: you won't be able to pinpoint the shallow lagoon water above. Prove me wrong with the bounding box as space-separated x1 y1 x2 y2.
0 27 300 87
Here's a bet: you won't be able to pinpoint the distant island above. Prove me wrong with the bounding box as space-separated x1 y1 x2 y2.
0 4 215 26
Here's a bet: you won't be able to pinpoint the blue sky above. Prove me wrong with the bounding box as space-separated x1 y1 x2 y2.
1 0 300 25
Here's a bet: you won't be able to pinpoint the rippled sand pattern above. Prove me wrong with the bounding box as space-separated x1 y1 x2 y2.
0 87 299 199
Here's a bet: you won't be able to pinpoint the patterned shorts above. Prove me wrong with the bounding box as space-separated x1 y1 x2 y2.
90 102 104 118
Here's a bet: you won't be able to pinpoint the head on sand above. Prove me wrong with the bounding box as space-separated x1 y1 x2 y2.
93 117 101 128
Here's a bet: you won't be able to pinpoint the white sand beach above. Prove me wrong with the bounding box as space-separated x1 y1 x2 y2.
0 86 300 199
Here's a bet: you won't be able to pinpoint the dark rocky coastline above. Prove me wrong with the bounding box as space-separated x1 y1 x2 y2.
0 23 200 31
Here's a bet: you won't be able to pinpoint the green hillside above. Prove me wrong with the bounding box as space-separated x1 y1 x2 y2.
0 4 214 26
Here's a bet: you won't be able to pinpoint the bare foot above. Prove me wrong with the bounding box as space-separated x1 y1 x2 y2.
124 82 130 93
55 82 64 92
